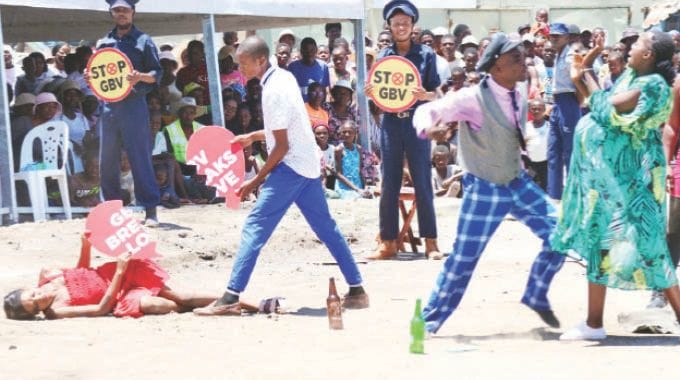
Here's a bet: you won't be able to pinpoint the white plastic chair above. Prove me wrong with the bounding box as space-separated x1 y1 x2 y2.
12 121 72 222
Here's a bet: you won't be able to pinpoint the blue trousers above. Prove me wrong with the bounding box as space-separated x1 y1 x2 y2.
547 92 581 200
423 172 565 333
379 114 436 240
99 99 159 208
227 163 363 292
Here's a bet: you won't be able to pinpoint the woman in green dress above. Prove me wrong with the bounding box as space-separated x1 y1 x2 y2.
552 31 680 340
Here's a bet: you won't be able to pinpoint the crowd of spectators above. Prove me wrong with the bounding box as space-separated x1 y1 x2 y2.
6 10 680 210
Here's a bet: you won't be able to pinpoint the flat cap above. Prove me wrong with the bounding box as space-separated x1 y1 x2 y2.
477 32 521 72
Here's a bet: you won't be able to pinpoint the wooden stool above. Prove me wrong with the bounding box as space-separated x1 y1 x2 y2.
397 188 421 253
373 187 422 253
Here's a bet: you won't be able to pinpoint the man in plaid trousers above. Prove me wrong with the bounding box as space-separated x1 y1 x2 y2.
412 33 565 334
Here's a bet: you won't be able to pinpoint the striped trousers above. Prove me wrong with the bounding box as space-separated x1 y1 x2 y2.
423 171 565 333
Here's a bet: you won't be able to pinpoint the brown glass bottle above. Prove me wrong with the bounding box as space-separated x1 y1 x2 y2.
326 277 343 330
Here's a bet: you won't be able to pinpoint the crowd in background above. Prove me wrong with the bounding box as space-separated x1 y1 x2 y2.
6 9 680 209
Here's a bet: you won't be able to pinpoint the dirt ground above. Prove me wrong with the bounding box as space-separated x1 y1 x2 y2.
1 198 678 380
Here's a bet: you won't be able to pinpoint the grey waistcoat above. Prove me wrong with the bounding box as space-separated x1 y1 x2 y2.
457 79 527 185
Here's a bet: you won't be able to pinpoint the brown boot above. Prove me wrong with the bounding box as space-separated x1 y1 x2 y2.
425 238 443 260
365 239 397 260
342 292 370 309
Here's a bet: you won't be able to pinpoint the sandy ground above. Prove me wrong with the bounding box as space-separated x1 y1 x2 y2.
1 198 679 380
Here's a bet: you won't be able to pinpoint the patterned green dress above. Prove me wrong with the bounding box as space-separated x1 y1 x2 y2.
551 69 677 290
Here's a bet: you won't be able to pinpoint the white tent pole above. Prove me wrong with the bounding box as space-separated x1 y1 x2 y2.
0 8 17 223
353 18 370 152
203 14 225 127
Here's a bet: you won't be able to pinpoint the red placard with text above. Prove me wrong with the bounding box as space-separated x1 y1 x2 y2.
186 126 246 209
85 200 159 259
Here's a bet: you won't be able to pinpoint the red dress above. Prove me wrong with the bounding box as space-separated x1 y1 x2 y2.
41 260 168 318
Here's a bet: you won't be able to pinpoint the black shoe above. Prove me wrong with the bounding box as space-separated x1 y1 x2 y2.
533 308 561 328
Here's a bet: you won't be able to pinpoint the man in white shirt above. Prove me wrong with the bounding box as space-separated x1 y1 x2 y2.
195 36 369 316
522 98 550 190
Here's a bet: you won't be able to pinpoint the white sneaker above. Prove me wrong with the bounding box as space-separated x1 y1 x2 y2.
143 217 160 228
559 322 607 341
646 291 668 309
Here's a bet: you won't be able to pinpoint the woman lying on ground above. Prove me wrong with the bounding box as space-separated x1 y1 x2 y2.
3 232 232 320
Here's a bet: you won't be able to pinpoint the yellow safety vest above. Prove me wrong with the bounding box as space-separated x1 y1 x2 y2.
163 120 203 164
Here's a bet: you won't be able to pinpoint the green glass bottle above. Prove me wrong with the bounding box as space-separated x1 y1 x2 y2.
409 298 425 354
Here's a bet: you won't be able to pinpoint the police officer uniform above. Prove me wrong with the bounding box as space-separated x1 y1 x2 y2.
374 0 441 257
99 0 162 221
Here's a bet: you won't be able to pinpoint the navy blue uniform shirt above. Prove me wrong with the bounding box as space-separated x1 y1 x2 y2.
97 25 162 100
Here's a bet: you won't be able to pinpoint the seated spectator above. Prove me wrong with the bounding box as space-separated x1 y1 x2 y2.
275 42 292 69
74 46 93 67
81 95 101 135
160 96 215 203
158 51 182 124
175 40 209 105
249 102 264 132
314 122 336 190
57 80 94 174
11 93 35 120
334 121 370 199
325 79 356 144
64 53 91 96
431 145 462 198
223 97 239 135
368 100 383 155
149 111 189 205
288 37 330 102
218 46 245 95
50 43 71 78
242 145 259 201
234 103 253 135
12 92 61 171
4 44 16 90
522 98 550 191
361 149 381 188
147 90 162 114
155 163 180 209
222 86 243 104
305 82 329 128
120 151 135 206
253 140 268 170
163 97 204 173
68 149 101 208
245 78 262 105
28 52 53 92
182 82 211 125
15 56 38 96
